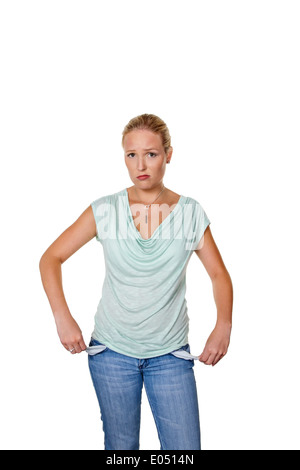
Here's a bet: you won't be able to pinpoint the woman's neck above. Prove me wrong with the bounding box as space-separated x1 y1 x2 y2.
130 184 166 204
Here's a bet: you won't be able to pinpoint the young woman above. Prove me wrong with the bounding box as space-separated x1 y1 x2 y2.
39 113 233 450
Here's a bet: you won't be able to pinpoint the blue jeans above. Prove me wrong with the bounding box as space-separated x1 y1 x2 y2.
88 338 201 450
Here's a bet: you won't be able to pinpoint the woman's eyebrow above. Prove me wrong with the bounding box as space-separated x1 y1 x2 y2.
126 148 159 152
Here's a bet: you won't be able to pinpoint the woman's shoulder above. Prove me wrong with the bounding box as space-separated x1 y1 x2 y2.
184 192 209 206
182 194 201 207
182 194 210 222
91 189 125 206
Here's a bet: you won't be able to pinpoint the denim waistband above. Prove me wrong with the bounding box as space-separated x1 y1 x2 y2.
86 343 199 361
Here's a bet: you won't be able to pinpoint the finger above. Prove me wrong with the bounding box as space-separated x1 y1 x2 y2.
62 341 75 353
74 343 82 354
212 354 221 366
199 349 210 363
204 353 216 366
79 339 87 352
68 346 77 354
62 343 75 353
212 352 225 367
73 339 87 353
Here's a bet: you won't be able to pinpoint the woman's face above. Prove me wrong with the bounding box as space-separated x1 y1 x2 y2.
123 129 172 189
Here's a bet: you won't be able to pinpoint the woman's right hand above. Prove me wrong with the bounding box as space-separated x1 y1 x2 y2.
54 312 87 354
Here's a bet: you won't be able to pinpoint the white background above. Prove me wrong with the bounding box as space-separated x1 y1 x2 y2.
1 0 299 450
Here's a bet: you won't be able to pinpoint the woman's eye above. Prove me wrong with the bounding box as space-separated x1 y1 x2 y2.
126 152 157 158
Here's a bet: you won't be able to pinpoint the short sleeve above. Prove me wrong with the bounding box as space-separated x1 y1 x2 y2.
185 198 211 251
193 202 211 250
91 195 108 243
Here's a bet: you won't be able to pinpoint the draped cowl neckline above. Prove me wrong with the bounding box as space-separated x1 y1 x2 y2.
124 188 185 246
90 188 211 358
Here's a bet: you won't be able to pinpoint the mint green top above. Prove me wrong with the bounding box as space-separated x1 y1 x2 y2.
90 188 210 359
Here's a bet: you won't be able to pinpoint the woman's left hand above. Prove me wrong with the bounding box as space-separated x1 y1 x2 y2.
198 322 232 366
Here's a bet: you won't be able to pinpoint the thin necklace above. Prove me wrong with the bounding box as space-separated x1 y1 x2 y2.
134 185 165 223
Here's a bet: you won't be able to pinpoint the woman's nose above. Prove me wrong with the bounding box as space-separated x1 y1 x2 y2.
137 157 147 171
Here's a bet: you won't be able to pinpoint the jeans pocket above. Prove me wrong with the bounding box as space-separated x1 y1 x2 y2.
87 337 108 356
170 344 197 362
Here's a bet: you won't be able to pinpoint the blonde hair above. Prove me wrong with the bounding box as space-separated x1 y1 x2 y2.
121 113 172 156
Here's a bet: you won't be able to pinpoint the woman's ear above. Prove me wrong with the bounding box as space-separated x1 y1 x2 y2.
166 146 173 163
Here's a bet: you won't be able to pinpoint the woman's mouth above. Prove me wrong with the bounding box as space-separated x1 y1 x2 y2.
137 175 150 180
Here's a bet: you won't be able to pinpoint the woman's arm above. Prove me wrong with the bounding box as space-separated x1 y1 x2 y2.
39 205 97 354
194 226 234 366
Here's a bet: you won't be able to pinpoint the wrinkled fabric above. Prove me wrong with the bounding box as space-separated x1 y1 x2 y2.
86 343 199 360
90 188 210 359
